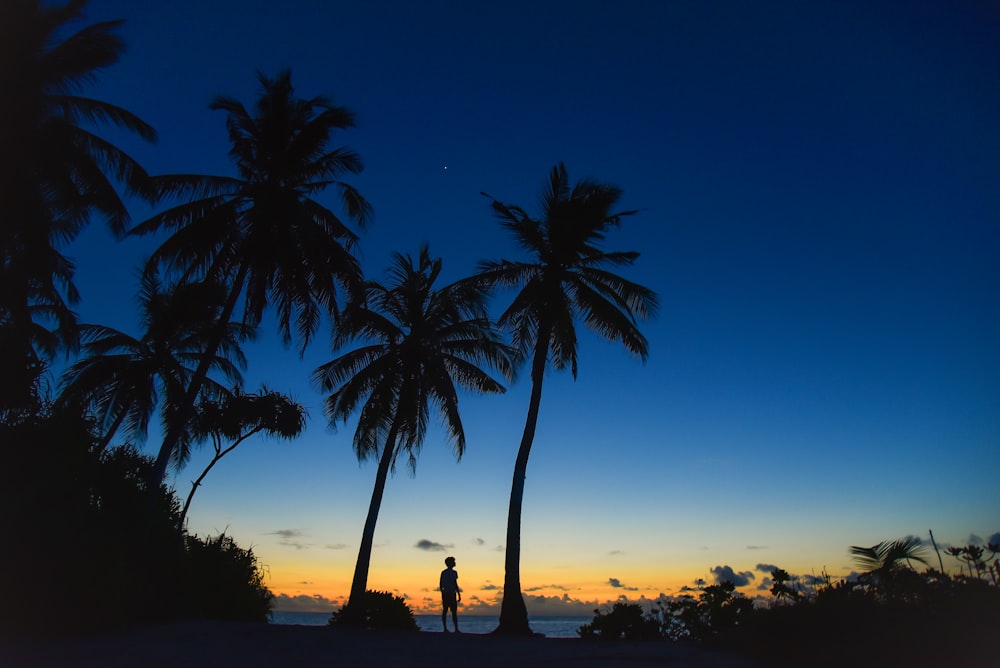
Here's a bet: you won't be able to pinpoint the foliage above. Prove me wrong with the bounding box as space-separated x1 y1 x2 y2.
0 404 273 634
476 163 658 634
56 273 251 459
180 387 306 525
657 581 756 645
130 68 371 481
1 0 155 417
744 571 1000 666
579 602 661 640
329 590 419 631
314 246 512 618
184 533 273 622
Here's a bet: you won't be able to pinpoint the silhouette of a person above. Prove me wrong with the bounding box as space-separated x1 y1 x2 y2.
440 555 461 632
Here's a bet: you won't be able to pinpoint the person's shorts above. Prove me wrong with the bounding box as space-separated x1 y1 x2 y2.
442 593 457 608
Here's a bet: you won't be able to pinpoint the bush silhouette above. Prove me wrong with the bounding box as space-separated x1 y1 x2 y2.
329 590 419 630
579 602 661 640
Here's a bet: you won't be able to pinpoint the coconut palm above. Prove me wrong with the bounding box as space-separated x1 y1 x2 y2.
313 246 513 622
180 387 306 527
1 0 156 414
475 163 658 634
129 69 370 480
56 272 251 457
849 536 929 599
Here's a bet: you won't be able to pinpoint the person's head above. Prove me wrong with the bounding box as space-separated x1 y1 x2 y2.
445 556 456 568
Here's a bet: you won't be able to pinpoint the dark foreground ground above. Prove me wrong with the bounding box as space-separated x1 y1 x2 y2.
1 620 763 668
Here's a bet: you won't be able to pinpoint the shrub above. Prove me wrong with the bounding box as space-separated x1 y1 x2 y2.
185 533 273 622
579 602 662 640
329 590 419 631
658 581 756 645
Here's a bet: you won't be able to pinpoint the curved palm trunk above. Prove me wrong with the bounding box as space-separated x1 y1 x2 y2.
342 421 401 623
96 407 129 453
494 330 550 636
152 266 247 481
178 428 261 528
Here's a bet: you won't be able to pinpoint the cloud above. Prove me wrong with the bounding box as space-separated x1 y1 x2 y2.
266 529 310 550
414 539 452 552
709 565 755 587
755 563 780 573
475 538 485 546
607 578 638 591
271 593 340 612
608 550 624 556
460 592 599 616
325 543 348 550
480 584 500 591
746 545 768 550
525 584 573 592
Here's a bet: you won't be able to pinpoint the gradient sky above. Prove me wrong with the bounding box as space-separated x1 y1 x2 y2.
61 0 998 614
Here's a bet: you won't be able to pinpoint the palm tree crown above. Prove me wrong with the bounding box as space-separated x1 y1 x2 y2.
131 69 370 348
314 245 514 620
56 273 252 461
1 0 156 415
476 162 658 634
129 69 371 479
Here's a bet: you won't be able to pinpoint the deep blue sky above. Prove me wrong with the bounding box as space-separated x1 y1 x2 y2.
62 0 999 611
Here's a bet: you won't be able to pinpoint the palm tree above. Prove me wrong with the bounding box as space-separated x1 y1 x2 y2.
56 272 251 458
849 536 929 599
180 387 306 527
475 163 658 634
129 69 371 480
1 0 156 415
313 246 513 623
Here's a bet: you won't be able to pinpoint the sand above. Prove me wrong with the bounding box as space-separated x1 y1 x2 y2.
1 620 763 667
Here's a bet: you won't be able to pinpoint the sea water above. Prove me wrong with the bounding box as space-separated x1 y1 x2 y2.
269 611 589 638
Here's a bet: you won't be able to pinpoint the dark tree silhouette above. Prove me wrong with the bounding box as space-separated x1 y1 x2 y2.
849 536 929 600
130 69 371 480
314 246 513 623
56 273 251 457
180 387 306 527
475 163 658 634
0 0 155 416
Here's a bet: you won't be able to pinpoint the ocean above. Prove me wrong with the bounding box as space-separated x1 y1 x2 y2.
269 611 589 638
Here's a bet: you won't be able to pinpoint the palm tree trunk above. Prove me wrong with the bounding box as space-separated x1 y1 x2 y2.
178 429 258 528
342 421 401 623
152 266 247 481
96 407 129 453
494 330 550 636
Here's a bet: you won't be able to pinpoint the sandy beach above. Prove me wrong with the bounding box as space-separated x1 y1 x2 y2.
2 621 763 667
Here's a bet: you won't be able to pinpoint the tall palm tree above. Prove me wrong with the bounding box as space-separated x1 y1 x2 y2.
129 69 371 480
475 163 658 634
180 387 306 527
313 246 513 622
56 273 251 458
1 0 156 415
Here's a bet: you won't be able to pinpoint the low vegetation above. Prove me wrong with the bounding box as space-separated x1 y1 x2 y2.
328 590 419 631
0 406 274 635
579 537 999 665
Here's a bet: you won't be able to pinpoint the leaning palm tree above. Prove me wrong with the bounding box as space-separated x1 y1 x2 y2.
475 163 658 634
313 246 513 623
129 69 370 480
1 0 156 414
56 272 251 457
180 387 306 527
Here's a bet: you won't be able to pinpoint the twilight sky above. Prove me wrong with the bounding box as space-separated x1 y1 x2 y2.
63 0 998 614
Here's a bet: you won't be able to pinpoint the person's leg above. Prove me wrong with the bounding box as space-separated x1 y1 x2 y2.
442 602 448 631
452 606 459 632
